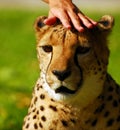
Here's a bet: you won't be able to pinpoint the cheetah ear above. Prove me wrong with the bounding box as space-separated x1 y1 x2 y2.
97 15 114 31
34 16 47 31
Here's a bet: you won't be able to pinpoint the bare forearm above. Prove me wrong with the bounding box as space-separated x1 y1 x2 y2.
42 0 49 3
42 0 72 4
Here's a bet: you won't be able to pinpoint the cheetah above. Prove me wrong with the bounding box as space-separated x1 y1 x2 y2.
22 15 120 130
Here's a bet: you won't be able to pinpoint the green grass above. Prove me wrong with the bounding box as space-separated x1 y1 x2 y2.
0 9 46 130
0 9 120 130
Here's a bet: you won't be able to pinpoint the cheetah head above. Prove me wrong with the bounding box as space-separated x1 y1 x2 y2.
34 15 114 107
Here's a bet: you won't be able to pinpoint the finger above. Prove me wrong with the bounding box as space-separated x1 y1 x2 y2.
52 9 72 29
44 11 57 25
44 9 71 29
85 16 97 25
78 13 94 29
44 16 57 25
78 13 97 28
67 11 84 32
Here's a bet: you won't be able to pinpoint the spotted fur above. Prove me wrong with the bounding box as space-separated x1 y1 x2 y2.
22 15 120 130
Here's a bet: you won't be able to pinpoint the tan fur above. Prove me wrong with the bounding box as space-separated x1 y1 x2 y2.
22 15 120 130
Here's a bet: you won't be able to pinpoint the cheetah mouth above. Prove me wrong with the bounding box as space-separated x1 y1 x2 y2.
55 86 76 94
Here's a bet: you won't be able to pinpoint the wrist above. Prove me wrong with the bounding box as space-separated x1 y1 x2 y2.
42 0 49 3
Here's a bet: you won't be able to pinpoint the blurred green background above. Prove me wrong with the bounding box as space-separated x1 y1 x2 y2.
0 1 120 130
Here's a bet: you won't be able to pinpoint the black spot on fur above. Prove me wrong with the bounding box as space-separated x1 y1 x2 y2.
41 116 46 122
34 123 38 129
70 118 76 124
98 67 102 71
97 59 101 66
37 87 40 91
91 119 98 127
32 108 36 112
94 103 105 114
117 115 120 122
37 110 39 115
30 104 33 108
34 97 38 104
108 86 114 92
40 106 45 111
37 84 42 90
33 115 37 119
61 120 68 127
113 100 118 107
116 84 120 94
106 118 114 127
94 71 98 75
49 105 57 111
97 95 104 100
26 124 29 128
104 111 110 117
27 112 31 116
61 108 69 114
107 95 113 101
51 99 55 102
39 122 43 128
40 85 43 88
27 117 30 120
50 129 54 130
40 94 45 99
37 83 39 87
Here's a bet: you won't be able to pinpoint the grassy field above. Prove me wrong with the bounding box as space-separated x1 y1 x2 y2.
0 9 120 130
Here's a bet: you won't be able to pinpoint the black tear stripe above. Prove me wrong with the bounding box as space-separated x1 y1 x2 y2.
74 52 83 88
46 50 53 80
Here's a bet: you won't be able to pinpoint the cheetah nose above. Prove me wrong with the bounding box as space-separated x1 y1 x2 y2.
52 70 71 81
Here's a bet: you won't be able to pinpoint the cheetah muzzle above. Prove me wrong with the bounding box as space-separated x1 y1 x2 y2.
23 15 120 130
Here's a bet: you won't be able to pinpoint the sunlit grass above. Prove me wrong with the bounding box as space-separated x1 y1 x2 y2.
0 9 120 130
0 9 44 130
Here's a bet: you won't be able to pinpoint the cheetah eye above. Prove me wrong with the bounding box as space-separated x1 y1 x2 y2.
42 45 53 53
76 46 91 54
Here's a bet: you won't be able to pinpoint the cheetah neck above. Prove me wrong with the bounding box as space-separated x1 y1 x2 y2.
68 74 105 108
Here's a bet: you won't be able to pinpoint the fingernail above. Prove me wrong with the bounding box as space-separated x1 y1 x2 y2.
93 22 98 26
79 27 84 32
66 25 71 29
43 19 48 24
88 24 94 29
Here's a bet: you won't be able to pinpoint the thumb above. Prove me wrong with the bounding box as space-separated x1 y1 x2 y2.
44 11 57 25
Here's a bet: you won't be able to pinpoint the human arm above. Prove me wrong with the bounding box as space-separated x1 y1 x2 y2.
41 0 97 32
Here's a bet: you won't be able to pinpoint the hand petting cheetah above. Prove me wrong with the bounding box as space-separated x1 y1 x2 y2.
22 15 120 130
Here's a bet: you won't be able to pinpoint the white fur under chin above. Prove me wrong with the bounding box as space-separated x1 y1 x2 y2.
40 72 73 101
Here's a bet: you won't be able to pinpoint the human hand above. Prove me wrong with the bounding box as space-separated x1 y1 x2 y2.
43 0 97 32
